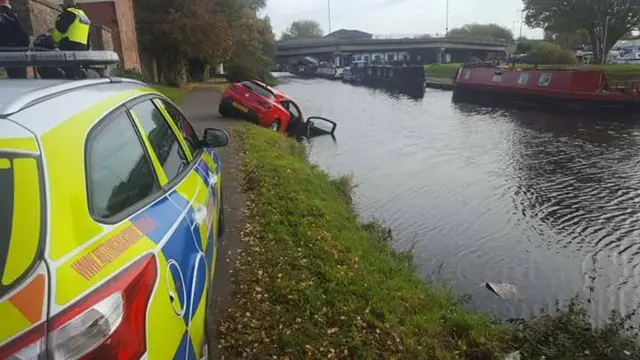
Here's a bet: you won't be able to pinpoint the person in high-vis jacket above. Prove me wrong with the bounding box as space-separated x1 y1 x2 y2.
52 0 91 78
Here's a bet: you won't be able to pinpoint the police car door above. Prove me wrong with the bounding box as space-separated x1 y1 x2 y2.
128 98 211 359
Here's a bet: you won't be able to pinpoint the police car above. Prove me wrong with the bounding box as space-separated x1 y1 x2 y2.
0 51 227 359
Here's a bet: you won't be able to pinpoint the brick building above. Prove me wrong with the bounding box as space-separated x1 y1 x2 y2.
72 0 141 71
11 0 141 71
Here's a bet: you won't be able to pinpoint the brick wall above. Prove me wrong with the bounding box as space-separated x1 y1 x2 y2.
12 0 60 36
82 0 141 71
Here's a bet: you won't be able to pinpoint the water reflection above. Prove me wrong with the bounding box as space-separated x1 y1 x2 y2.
275 76 640 322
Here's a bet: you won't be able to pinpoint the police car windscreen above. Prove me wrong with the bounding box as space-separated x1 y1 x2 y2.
0 156 43 297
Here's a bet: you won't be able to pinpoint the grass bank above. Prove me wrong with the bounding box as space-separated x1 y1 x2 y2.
152 85 186 104
424 63 640 82
217 125 640 359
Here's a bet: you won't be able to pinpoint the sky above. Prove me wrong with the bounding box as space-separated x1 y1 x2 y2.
263 0 544 40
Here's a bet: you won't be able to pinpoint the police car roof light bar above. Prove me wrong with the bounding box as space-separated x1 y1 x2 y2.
0 50 120 67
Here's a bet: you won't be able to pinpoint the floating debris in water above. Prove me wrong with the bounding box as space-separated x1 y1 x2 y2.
485 282 517 299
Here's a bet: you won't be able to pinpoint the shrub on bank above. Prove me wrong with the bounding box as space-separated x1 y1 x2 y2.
527 42 576 65
218 125 640 359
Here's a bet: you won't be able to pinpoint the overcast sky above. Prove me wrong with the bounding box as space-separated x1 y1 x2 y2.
264 0 544 39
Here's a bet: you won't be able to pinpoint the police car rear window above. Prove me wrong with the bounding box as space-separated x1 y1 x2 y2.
0 155 43 297
240 81 275 100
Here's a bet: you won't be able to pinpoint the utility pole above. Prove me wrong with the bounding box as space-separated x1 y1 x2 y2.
445 0 449 35
328 0 332 34
519 9 524 39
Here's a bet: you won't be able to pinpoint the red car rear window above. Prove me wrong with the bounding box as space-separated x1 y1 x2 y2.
240 81 275 100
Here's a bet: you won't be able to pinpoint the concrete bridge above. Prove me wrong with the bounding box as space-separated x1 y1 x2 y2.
276 35 509 66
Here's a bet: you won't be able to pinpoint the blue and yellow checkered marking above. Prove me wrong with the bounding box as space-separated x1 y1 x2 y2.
130 155 219 359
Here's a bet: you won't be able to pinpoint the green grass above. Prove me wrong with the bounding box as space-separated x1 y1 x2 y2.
152 85 186 104
424 63 640 82
217 125 513 359
425 63 464 79
217 125 640 359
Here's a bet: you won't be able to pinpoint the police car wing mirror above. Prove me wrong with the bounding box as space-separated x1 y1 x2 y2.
202 128 229 148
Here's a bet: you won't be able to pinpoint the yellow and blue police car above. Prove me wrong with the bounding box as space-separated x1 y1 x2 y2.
0 51 227 359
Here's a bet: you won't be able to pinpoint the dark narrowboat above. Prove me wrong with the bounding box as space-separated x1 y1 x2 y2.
453 65 640 111
361 64 426 93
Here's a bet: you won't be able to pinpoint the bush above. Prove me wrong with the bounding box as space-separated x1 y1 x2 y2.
527 42 576 65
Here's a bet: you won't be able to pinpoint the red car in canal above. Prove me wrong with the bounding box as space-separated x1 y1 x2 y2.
219 80 305 134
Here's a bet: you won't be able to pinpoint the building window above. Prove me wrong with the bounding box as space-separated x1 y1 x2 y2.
367 67 372 75
364 55 369 62
86 110 159 220
389 69 394 77
518 73 529 85
538 73 552 87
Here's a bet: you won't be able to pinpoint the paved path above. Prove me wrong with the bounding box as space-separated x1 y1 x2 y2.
181 88 246 354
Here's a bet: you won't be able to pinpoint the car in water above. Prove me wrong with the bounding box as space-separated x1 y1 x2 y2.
0 50 227 359
218 79 309 133
218 79 337 137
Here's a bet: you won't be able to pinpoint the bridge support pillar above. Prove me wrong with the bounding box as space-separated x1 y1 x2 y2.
333 52 342 67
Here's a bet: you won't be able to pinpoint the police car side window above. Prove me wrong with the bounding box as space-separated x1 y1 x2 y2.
131 100 189 182
158 99 200 155
87 110 159 220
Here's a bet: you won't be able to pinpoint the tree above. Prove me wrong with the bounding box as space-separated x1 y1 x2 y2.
528 42 577 64
215 0 276 84
516 37 535 53
446 23 514 42
135 0 232 84
524 0 640 63
281 20 324 40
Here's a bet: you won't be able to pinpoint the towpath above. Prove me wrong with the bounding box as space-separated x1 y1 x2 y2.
181 86 246 356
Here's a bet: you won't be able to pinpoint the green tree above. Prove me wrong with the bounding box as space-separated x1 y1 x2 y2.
135 0 232 85
528 41 577 64
215 0 276 83
446 23 514 42
524 0 640 63
281 20 324 40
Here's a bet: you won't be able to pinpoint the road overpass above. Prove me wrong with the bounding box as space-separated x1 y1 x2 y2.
276 36 509 66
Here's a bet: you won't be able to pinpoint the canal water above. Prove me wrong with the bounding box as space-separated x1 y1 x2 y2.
274 74 640 322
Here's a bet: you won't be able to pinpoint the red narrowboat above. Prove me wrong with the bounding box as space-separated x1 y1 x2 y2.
452 65 640 110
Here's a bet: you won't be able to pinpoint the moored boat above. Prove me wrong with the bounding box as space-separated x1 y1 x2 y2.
453 65 640 110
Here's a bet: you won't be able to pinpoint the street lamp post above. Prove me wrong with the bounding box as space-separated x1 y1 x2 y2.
328 0 332 34
445 0 449 35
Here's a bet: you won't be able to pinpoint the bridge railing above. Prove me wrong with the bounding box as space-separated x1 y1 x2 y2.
277 34 510 48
